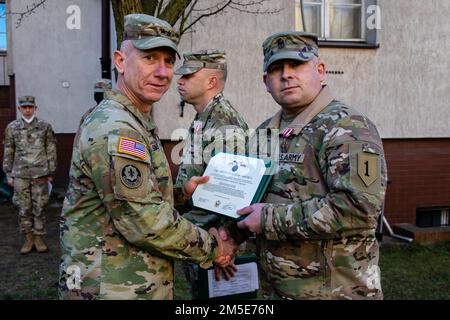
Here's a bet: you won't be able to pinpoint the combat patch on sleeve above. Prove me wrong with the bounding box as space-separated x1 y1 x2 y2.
357 151 378 187
350 142 381 194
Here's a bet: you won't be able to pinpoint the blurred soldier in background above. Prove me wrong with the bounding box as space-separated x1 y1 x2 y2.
3 95 57 254
174 50 248 298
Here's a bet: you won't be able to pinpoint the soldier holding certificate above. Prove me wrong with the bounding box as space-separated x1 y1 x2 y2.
235 32 388 300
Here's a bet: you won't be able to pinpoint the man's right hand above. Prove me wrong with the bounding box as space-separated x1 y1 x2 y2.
209 227 237 268
7 178 13 187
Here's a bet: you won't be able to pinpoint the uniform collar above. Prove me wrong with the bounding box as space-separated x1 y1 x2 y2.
196 92 224 123
267 86 334 135
105 90 157 132
20 116 37 127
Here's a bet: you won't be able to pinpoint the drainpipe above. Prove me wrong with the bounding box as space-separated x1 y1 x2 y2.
100 0 111 80
383 216 414 243
6 0 16 119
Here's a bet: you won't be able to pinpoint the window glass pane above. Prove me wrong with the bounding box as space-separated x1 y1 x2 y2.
329 5 362 39
0 3 6 50
303 2 322 36
331 0 362 4
0 20 5 34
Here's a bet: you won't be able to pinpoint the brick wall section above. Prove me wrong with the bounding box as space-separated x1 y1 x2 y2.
0 85 14 167
163 139 450 226
53 134 75 188
383 139 450 225
43 137 450 226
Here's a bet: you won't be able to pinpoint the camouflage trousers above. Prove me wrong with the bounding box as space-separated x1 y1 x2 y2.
13 177 49 235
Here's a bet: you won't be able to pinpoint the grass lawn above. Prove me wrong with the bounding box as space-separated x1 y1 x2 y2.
174 239 450 300
379 240 450 300
1 198 448 301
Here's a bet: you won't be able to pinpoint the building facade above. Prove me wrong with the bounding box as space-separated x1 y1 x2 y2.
1 0 449 230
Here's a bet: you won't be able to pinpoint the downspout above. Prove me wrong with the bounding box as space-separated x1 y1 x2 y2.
299 0 306 31
383 216 414 243
6 0 16 119
100 0 111 80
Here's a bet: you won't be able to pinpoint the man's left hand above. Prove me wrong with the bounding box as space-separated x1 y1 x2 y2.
236 203 265 235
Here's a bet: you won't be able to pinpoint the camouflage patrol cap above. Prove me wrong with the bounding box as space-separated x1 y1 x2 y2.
262 31 319 72
18 95 36 107
123 14 180 57
94 79 112 93
175 49 227 75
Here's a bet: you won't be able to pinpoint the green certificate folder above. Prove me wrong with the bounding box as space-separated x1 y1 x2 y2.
192 153 273 220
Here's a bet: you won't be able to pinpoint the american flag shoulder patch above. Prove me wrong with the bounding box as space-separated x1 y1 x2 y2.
118 137 148 161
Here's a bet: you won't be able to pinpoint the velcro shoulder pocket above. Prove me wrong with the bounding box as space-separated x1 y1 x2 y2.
108 131 150 164
108 133 157 203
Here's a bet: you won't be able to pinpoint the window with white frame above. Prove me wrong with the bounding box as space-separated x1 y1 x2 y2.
295 0 379 47
0 1 6 51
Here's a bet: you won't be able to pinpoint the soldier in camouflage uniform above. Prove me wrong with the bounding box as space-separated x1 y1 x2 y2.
77 79 113 129
3 95 57 254
236 32 388 299
58 14 236 300
173 50 248 297
93 78 112 104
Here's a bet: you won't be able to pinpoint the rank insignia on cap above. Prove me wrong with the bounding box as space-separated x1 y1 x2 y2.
118 137 148 161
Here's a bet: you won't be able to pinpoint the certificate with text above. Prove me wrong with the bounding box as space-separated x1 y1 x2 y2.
192 153 267 219
207 262 259 298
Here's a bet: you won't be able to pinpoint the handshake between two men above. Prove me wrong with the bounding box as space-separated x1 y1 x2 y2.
182 175 264 281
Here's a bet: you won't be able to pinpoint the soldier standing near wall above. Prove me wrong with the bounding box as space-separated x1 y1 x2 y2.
235 31 388 299
93 78 112 105
174 50 248 298
3 95 57 254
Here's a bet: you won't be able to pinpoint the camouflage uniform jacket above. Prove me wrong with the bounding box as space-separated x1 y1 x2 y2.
3 117 57 179
59 91 217 300
174 93 248 221
255 86 387 300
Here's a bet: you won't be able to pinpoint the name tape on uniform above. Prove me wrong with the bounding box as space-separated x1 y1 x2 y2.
279 153 304 163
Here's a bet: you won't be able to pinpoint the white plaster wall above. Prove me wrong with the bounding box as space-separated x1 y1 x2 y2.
11 0 102 133
155 0 450 139
10 0 450 138
154 0 293 140
321 0 450 138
